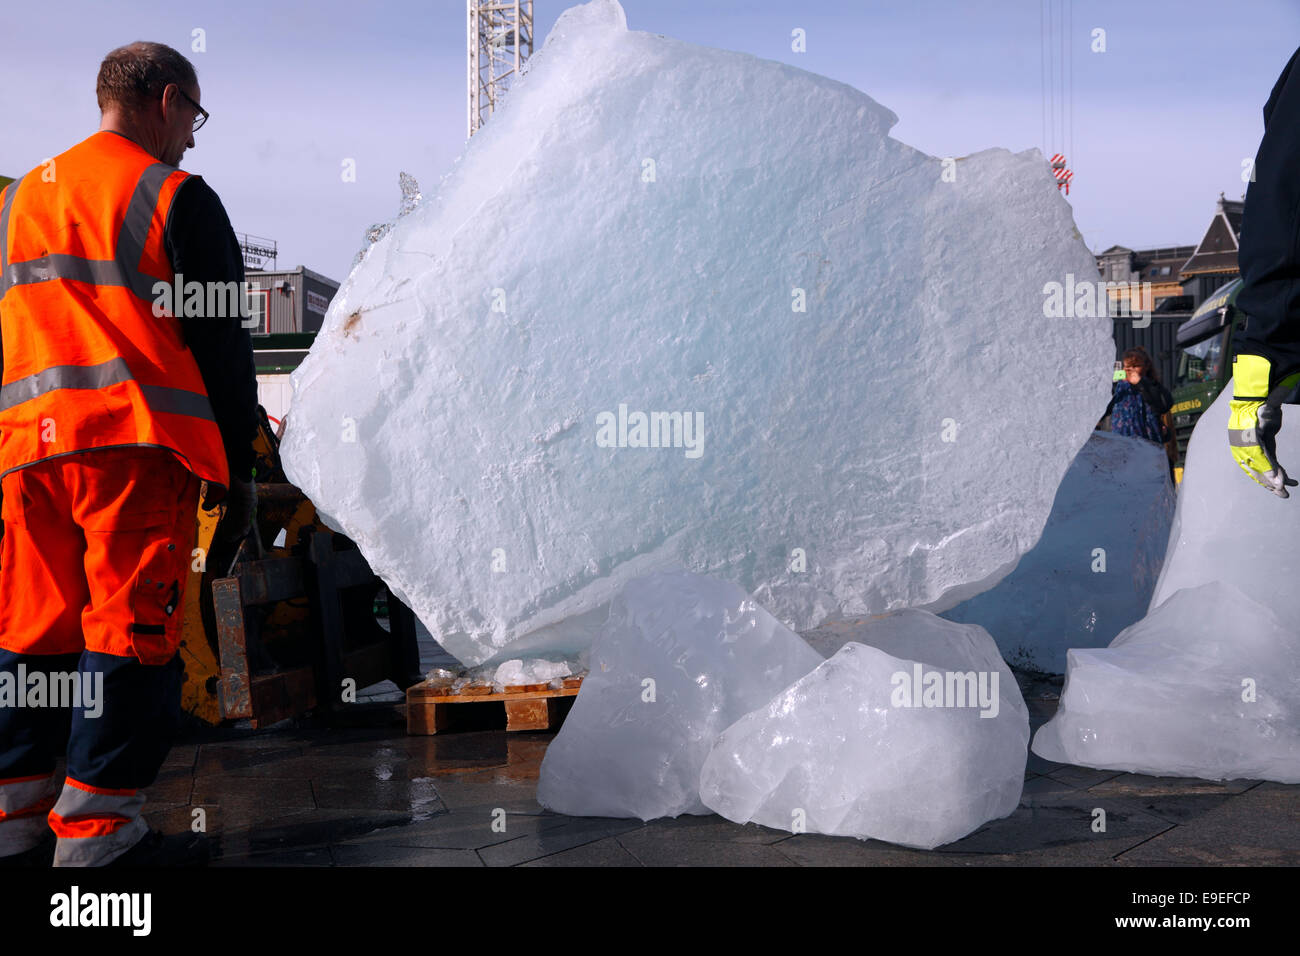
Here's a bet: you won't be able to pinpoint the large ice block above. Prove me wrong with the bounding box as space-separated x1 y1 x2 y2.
536 571 823 820
1031 581 1300 783
280 0 1113 666
942 431 1175 673
1148 386 1300 619
700 612 1029 848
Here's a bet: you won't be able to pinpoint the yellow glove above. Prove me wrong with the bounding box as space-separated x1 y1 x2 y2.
1229 354 1300 497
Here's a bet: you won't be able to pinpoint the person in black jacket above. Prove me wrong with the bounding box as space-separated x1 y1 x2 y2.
1229 45 1300 496
166 168 261 522
1105 347 1176 481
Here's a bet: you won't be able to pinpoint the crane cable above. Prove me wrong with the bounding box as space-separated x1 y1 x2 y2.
1040 0 1074 192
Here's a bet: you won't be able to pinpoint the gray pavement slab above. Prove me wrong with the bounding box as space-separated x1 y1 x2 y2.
1044 765 1129 789
636 813 794 845
1025 749 1065 776
211 808 415 861
335 809 568 850
312 775 446 814
937 802 1175 859
518 836 645 866
477 817 646 866
216 847 336 867
774 834 967 866
1088 772 1262 797
1114 785 1300 865
144 769 196 804
612 829 800 866
190 774 317 811
330 844 484 866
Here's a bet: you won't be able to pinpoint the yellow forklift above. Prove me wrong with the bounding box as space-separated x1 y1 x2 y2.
180 407 424 727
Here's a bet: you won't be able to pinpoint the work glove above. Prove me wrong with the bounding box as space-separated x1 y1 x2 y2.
215 477 257 544
1228 354 1300 497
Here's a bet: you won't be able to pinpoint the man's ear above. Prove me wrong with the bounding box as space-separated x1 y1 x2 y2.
159 83 179 119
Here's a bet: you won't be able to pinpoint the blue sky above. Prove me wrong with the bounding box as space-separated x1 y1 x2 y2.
2 0 1295 283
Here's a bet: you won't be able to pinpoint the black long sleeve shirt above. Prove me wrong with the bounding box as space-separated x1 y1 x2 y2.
163 176 259 484
1234 45 1300 385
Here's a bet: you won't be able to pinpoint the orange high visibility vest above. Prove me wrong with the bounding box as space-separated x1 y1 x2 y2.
0 131 229 493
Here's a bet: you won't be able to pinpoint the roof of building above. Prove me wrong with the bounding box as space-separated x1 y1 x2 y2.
247 264 341 290
1181 194 1242 276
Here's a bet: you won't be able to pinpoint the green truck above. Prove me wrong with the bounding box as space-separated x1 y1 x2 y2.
1169 277 1243 479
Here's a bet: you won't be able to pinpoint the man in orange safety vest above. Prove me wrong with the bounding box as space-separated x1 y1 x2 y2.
0 41 259 866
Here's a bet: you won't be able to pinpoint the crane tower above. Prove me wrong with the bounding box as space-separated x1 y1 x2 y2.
468 1 535 138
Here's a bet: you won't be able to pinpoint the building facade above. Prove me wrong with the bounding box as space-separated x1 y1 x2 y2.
1095 244 1196 315
245 266 339 335
1094 195 1244 386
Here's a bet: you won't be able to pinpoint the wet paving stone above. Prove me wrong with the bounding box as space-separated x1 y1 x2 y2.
636 813 793 845
190 776 317 812
518 835 644 866
1114 786 1300 865
335 809 567 850
1025 748 1065 776
938 801 1174 858
144 771 195 804
312 775 446 814
477 817 646 866
330 844 483 866
1088 773 1262 797
773 834 959 867
194 743 312 776
213 809 415 860
159 744 199 771
613 830 799 867
216 845 336 867
1044 765 1128 789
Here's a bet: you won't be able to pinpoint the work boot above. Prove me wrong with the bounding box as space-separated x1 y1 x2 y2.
0 831 56 868
105 829 211 867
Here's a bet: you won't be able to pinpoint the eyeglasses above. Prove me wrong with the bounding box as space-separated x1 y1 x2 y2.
177 88 209 132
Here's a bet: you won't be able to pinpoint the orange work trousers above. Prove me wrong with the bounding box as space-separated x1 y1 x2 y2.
0 446 201 865
0 446 200 663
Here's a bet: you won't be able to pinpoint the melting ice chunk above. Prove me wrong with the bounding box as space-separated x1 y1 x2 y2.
1032 581 1300 783
1032 388 1300 783
700 611 1028 848
536 570 823 820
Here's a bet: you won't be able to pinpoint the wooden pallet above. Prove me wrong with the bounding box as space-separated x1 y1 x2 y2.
406 674 584 735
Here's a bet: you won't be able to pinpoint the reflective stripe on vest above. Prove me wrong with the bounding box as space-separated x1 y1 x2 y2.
0 356 217 422
0 162 172 302
0 177 16 294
